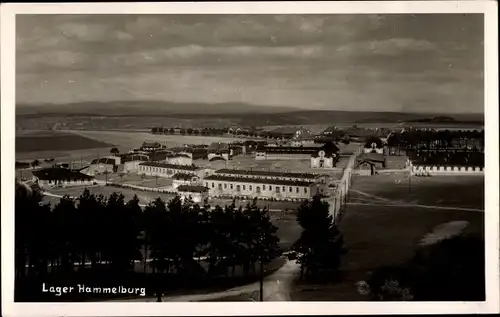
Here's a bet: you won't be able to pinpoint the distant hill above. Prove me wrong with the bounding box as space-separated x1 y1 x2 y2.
15 101 484 128
16 101 300 116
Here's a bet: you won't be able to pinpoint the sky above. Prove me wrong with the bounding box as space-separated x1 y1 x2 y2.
16 14 484 113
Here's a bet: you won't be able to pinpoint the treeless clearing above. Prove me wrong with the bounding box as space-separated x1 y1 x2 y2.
290 175 484 301
16 131 112 153
65 129 253 150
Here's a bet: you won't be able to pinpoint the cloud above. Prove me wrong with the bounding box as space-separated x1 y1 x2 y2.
15 14 484 113
337 38 439 57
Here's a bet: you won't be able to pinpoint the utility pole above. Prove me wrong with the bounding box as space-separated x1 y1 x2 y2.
259 236 264 302
408 171 412 193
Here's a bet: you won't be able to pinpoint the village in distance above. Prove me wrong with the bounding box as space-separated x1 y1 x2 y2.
15 112 485 302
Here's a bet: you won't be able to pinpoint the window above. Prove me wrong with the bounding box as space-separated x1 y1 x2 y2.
218 183 223 189
230 184 233 189
263 185 266 190
296 187 299 193
236 185 241 192
282 186 285 192
256 186 261 193
224 183 227 189
304 188 308 193
275 186 280 193
243 185 246 190
212 182 215 188
249 185 253 191
289 187 292 192
205 182 208 187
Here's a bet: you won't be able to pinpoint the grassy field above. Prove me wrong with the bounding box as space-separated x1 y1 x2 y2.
290 174 484 301
15 129 253 162
65 129 253 151
16 130 112 156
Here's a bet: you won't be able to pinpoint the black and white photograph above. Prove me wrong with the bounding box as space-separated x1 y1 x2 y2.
1 1 498 316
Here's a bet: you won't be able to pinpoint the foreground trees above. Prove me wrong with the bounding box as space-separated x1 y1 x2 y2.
292 195 346 280
15 186 281 293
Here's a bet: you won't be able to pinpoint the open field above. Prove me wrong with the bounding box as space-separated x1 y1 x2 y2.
65 129 253 150
290 174 484 301
15 129 253 162
16 130 112 154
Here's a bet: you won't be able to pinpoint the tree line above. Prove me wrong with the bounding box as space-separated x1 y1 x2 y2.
15 185 282 282
15 180 349 300
387 129 484 154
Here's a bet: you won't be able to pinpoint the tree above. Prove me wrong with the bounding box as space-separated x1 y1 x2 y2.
110 147 120 155
15 181 52 279
52 196 79 273
292 195 346 280
31 159 40 168
144 197 169 274
242 199 281 276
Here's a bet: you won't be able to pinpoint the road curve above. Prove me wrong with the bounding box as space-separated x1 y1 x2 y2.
109 259 300 302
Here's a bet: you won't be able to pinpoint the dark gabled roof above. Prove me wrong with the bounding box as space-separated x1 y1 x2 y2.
166 153 191 159
120 154 150 163
311 142 340 158
141 141 162 148
256 145 321 154
33 168 94 181
172 173 198 180
204 175 315 187
209 156 227 162
139 162 201 171
215 169 319 179
208 142 229 152
177 185 208 193
90 157 117 165
407 151 484 167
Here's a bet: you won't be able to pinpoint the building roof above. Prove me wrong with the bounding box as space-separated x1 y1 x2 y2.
215 168 319 179
204 175 315 187
177 185 209 193
121 154 150 163
172 173 198 180
208 142 229 152
357 153 386 163
139 162 201 171
209 156 227 162
311 142 340 158
90 157 117 165
408 151 484 167
33 168 94 181
166 153 191 159
256 146 320 154
141 141 162 148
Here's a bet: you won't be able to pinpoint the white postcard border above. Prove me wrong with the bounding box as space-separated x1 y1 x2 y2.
1 1 498 316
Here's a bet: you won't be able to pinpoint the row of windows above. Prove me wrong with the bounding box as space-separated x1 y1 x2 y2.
205 182 308 194
218 174 309 182
140 166 191 175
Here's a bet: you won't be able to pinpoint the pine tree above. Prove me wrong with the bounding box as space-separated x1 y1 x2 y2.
293 194 346 280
